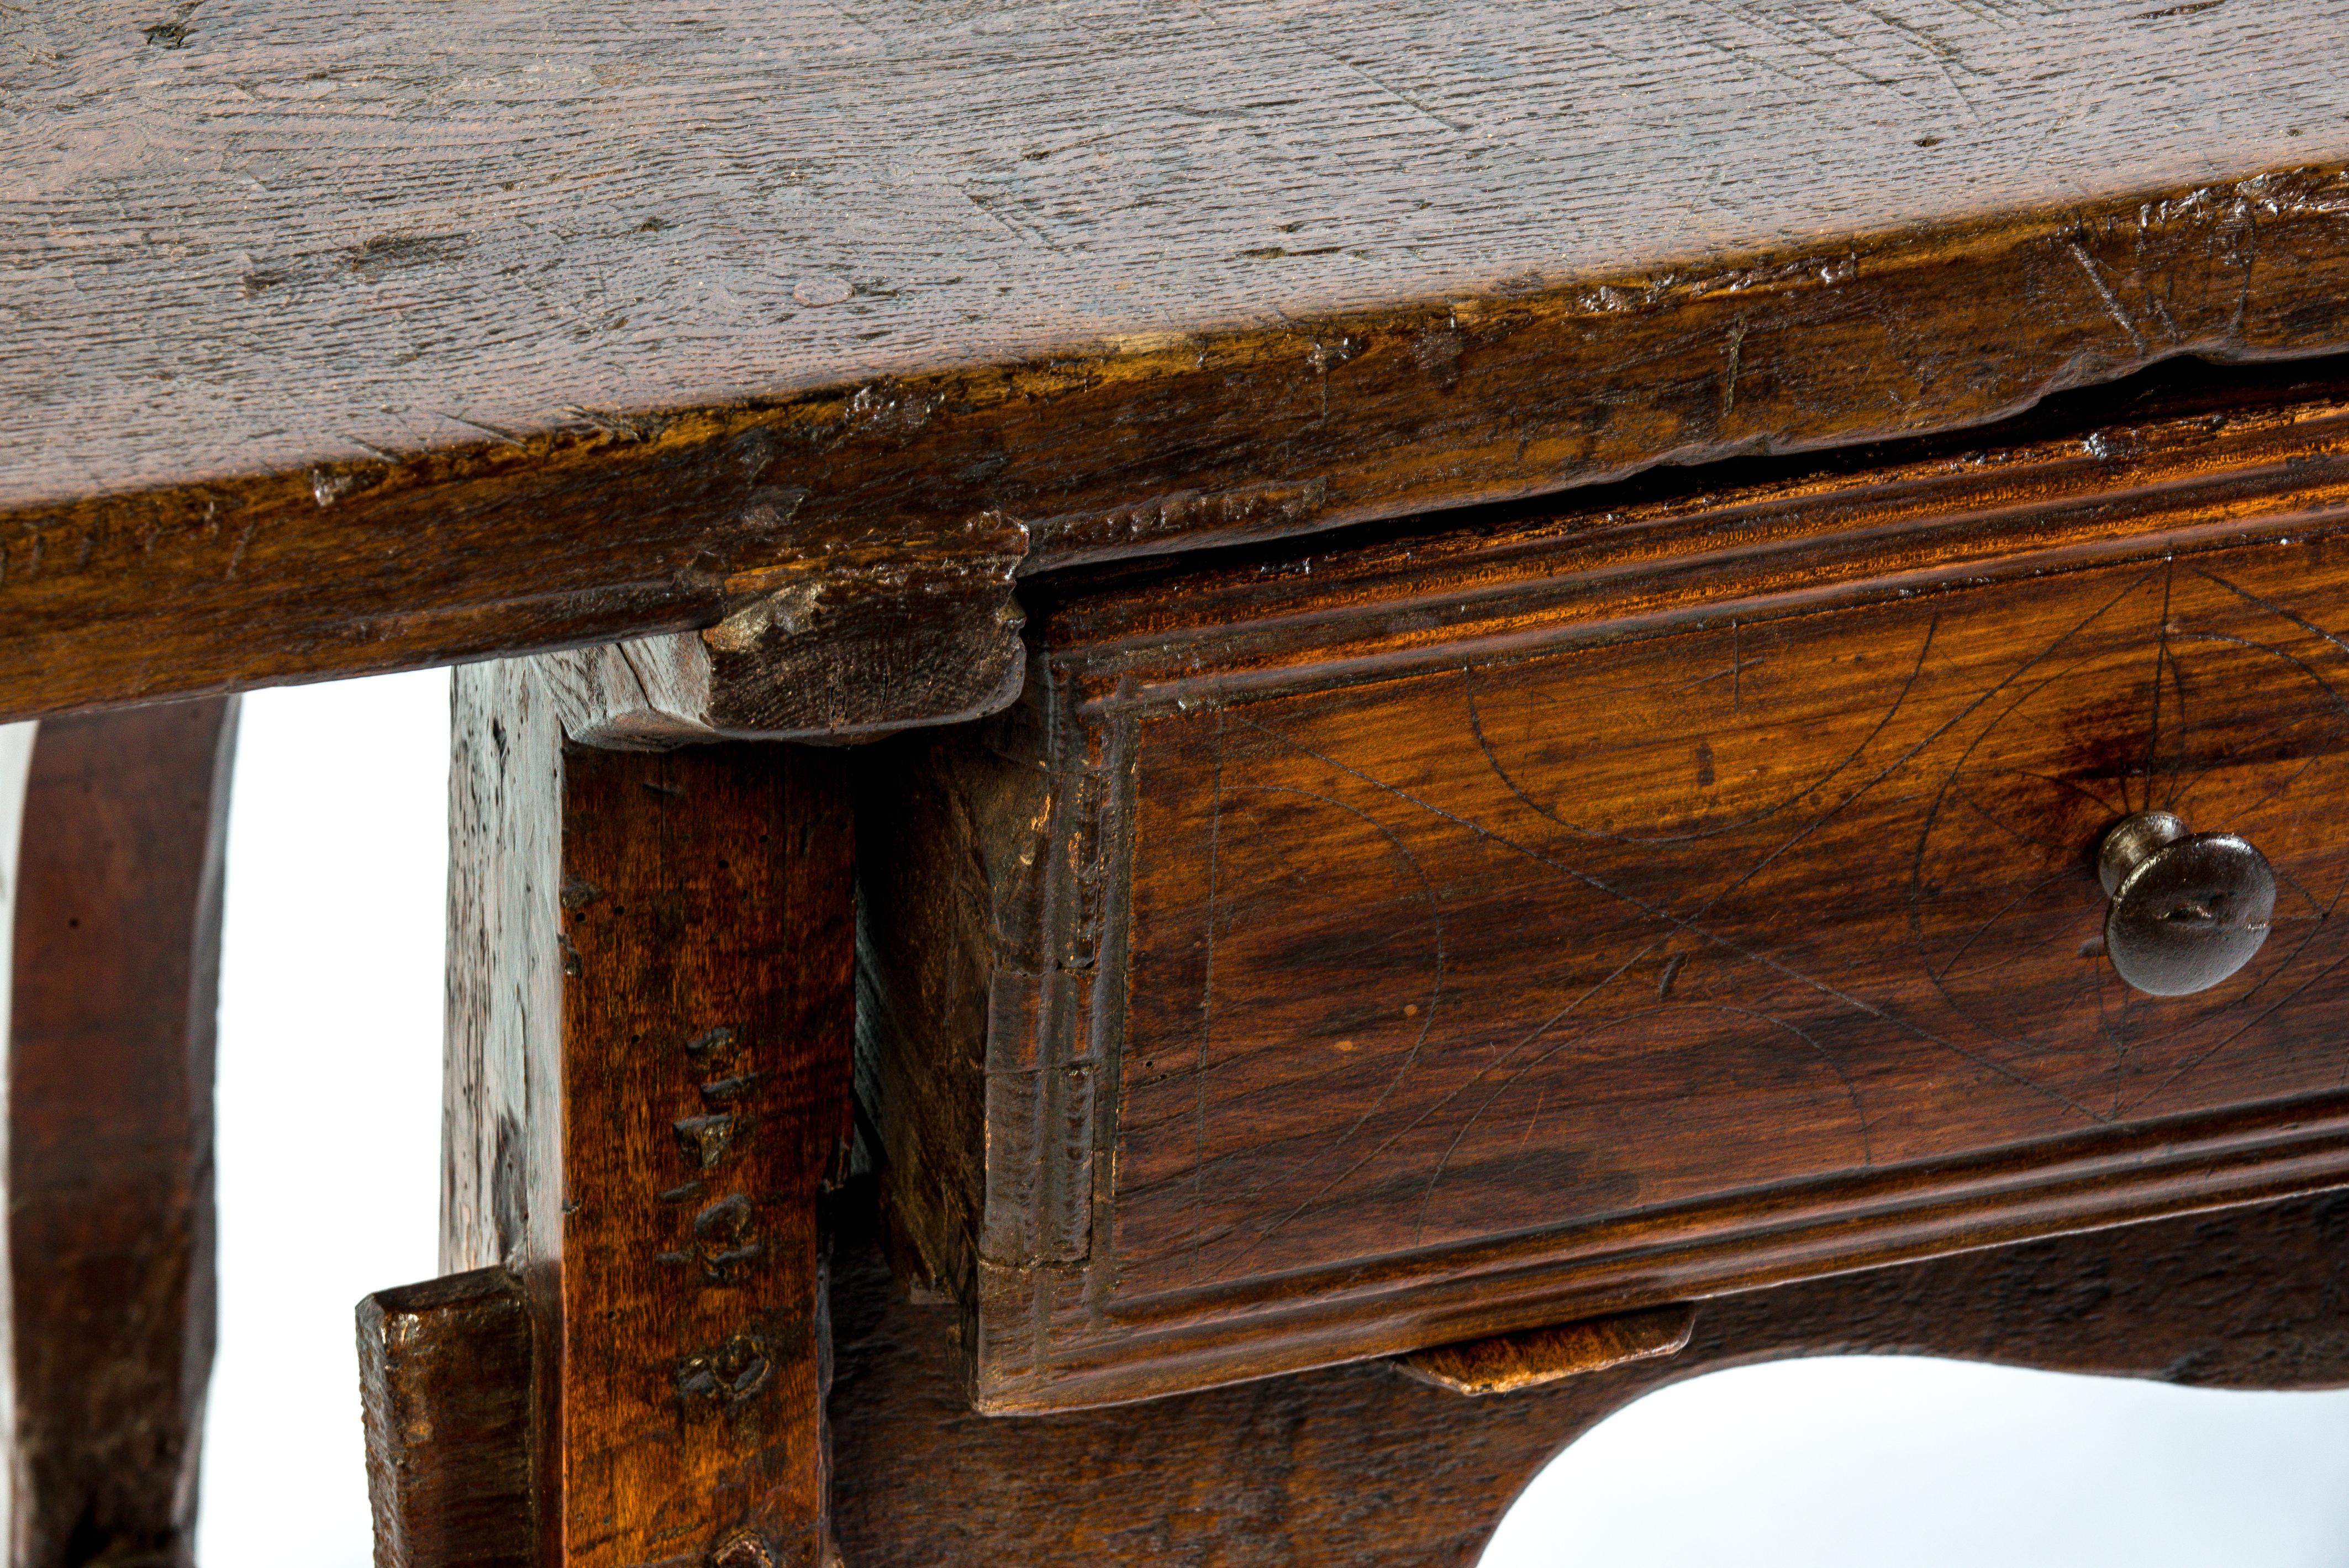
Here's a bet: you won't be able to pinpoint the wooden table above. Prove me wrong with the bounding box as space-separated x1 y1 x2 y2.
10 2 2349 1562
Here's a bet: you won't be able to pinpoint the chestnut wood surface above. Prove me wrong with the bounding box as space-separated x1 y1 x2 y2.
533 507 1029 745
444 661 853 1568
11 0 2341 511
360 1268 536 1568
341 1189 2349 1568
7 699 238 1568
866 379 2349 1409
7 164 2349 728
826 1190 2349 1567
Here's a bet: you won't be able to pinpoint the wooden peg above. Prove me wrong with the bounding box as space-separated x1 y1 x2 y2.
1399 1304 1698 1396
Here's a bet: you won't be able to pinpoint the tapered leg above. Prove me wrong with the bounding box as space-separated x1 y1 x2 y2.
8 699 238 1568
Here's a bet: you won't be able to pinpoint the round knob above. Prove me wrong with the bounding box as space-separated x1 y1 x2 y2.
2097 811 2275 997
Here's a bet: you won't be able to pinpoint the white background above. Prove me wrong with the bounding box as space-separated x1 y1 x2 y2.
195 672 2349 1567
198 672 447 1567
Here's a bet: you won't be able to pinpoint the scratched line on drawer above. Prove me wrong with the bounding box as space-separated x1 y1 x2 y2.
1108 544 2349 1291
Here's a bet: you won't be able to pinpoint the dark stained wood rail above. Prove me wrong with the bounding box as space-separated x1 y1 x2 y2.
9 165 2349 729
8 699 239 1568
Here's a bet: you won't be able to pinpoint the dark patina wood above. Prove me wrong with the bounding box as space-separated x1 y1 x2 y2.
7 168 2349 727
535 507 1029 745
826 1189 2349 1566
9 699 238 1568
865 383 2349 1409
442 661 854 1568
15 0 2337 517
333 1189 2349 1568
22 6 2349 1560
360 1268 537 1568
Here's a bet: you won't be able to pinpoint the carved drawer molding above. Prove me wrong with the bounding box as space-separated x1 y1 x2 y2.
862 394 2349 1411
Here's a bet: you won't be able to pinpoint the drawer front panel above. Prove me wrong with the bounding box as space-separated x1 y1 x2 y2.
897 492 2349 1411
1114 551 2349 1298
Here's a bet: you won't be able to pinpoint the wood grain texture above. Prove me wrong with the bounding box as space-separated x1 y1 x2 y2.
444 662 855 1568
1397 1305 1697 1396
10 162 2349 725
359 1268 536 1568
828 1190 2349 1567
866 386 2349 1409
540 512 1029 746
8 699 236 1568
856 682 1061 1313
8 0 2347 508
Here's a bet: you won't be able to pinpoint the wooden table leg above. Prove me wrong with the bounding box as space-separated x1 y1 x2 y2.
7 699 239 1568
430 660 852 1568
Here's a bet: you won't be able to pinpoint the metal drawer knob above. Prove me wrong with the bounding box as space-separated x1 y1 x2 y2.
2097 811 2275 997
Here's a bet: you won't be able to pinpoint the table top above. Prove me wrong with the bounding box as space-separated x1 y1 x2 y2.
9 0 2345 511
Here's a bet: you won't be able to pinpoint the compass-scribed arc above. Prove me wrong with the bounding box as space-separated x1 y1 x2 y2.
1466 621 1932 846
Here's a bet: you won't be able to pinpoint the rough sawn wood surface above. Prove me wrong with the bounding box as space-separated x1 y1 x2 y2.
7 0 2347 506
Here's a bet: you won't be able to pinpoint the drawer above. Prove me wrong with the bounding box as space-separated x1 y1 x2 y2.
862 414 2349 1411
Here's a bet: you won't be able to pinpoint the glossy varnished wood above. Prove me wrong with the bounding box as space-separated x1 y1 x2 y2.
8 700 237 1568
828 1191 2349 1566
867 386 2349 1408
443 662 853 1568
7 169 2349 725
